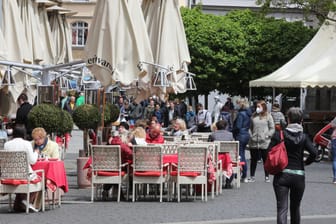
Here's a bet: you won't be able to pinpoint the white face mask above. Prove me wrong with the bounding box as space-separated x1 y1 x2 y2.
256 107 263 114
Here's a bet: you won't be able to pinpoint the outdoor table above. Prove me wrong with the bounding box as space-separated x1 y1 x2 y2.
218 153 233 178
32 159 69 193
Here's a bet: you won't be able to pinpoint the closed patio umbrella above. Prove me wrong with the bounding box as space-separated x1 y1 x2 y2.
1 0 31 62
36 0 57 64
18 0 45 63
142 0 191 97
1 0 32 110
47 5 71 64
84 0 154 101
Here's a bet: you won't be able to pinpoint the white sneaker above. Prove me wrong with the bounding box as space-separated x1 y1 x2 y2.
241 178 248 183
22 200 39 213
248 177 256 183
265 176 270 183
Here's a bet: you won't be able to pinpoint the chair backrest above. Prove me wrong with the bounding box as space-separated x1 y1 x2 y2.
90 145 121 172
191 132 211 139
191 142 217 163
215 141 240 162
133 145 163 172
177 145 208 173
0 151 29 179
164 136 181 142
161 143 179 154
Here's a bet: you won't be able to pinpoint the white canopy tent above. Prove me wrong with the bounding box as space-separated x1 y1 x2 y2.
249 15 336 110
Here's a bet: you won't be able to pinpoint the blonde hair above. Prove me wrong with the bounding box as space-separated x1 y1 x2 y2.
211 122 217 132
131 127 146 139
31 127 47 139
238 98 249 110
175 118 187 131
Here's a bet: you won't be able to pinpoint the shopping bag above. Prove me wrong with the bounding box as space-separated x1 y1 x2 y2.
264 130 288 175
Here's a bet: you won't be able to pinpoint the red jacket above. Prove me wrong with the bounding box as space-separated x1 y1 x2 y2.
109 136 133 163
145 133 164 144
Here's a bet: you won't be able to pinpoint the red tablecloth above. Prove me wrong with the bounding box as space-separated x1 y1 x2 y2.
163 154 178 164
218 153 233 177
32 160 69 193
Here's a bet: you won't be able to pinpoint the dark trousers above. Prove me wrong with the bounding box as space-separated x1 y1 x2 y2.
273 172 305 224
249 148 268 177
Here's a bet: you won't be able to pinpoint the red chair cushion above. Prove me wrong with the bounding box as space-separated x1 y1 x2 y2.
134 171 167 177
96 171 126 176
232 162 245 167
170 171 201 177
1 176 42 185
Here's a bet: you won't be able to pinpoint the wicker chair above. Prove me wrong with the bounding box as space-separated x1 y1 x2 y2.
132 145 167 202
0 151 45 213
90 145 129 202
171 145 208 202
215 141 241 189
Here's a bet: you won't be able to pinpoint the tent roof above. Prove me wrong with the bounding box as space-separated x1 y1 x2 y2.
249 16 336 88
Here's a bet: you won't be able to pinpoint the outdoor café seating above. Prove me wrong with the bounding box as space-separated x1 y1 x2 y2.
0 151 45 214
90 145 129 202
215 141 241 189
170 145 208 202
132 145 168 202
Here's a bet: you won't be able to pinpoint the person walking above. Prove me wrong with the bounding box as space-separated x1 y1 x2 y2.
330 117 336 184
271 102 286 131
269 107 317 224
232 98 251 183
248 100 275 183
212 96 223 123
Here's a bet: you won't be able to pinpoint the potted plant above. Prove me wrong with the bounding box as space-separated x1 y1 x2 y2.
72 104 101 188
102 103 120 142
72 104 101 156
28 103 74 137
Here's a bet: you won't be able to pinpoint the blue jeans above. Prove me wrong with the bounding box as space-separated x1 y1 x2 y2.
236 134 249 178
331 139 336 181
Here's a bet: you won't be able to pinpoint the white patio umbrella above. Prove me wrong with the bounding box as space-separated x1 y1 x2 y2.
59 11 73 63
84 0 154 101
35 0 57 64
47 5 71 64
142 0 191 97
0 27 7 60
18 0 45 63
1 0 31 62
1 0 32 101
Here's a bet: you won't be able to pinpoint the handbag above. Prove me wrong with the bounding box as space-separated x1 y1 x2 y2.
264 130 288 175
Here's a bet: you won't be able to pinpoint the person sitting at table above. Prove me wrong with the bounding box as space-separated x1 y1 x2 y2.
130 126 147 145
169 118 189 139
31 127 60 159
104 122 132 200
145 123 164 144
208 120 235 189
4 125 40 212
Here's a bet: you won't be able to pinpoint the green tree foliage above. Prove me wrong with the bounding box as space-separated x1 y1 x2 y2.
72 104 101 131
256 0 336 22
104 103 120 125
28 104 73 135
181 7 316 96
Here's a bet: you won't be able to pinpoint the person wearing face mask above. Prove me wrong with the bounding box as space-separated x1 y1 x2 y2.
248 100 275 183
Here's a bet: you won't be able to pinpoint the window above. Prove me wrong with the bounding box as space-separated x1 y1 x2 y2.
72 21 88 46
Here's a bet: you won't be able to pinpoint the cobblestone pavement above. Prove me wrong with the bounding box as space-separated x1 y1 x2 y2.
1 130 336 224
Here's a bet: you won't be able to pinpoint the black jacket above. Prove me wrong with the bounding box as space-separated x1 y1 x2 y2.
268 129 317 170
16 102 33 134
